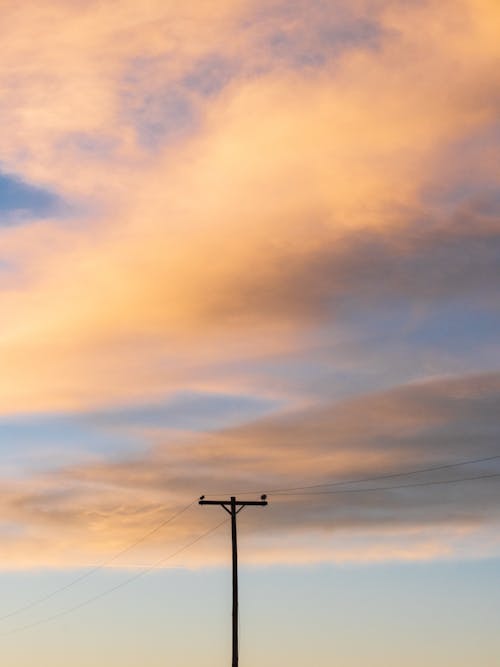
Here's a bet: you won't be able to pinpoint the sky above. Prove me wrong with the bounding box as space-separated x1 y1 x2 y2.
0 0 499 664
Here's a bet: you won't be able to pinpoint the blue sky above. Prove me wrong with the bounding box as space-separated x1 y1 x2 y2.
0 173 61 224
1 560 499 666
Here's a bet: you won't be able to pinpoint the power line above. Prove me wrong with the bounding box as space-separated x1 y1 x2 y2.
272 471 500 496
2 453 500 634
227 453 500 495
0 499 196 624
1 516 228 636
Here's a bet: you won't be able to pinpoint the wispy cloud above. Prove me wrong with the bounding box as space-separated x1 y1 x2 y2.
0 373 499 568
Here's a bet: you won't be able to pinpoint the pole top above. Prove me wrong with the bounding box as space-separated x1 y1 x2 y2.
199 496 269 506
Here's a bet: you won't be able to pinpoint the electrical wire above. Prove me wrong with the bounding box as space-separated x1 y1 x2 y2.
1 516 228 636
0 498 197 623
272 470 500 496
226 453 500 496
3 453 500 633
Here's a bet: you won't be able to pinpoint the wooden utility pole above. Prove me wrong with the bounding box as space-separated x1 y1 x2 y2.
199 495 268 667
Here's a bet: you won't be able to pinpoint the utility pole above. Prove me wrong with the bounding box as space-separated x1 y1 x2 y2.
199 495 268 667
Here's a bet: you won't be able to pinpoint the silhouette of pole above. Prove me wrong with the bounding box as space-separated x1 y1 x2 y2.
199 495 268 667
230 496 238 666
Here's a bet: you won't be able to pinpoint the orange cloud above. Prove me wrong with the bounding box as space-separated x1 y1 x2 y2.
1 0 499 413
0 0 499 569
0 372 499 568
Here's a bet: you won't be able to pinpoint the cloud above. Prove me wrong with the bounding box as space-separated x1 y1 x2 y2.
0 0 499 567
197 212 500 326
0 372 499 568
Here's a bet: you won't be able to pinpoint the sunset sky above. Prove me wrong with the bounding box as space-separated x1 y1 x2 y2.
0 0 499 664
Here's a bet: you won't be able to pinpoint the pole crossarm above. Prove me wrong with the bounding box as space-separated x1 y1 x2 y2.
198 495 268 667
199 499 268 506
